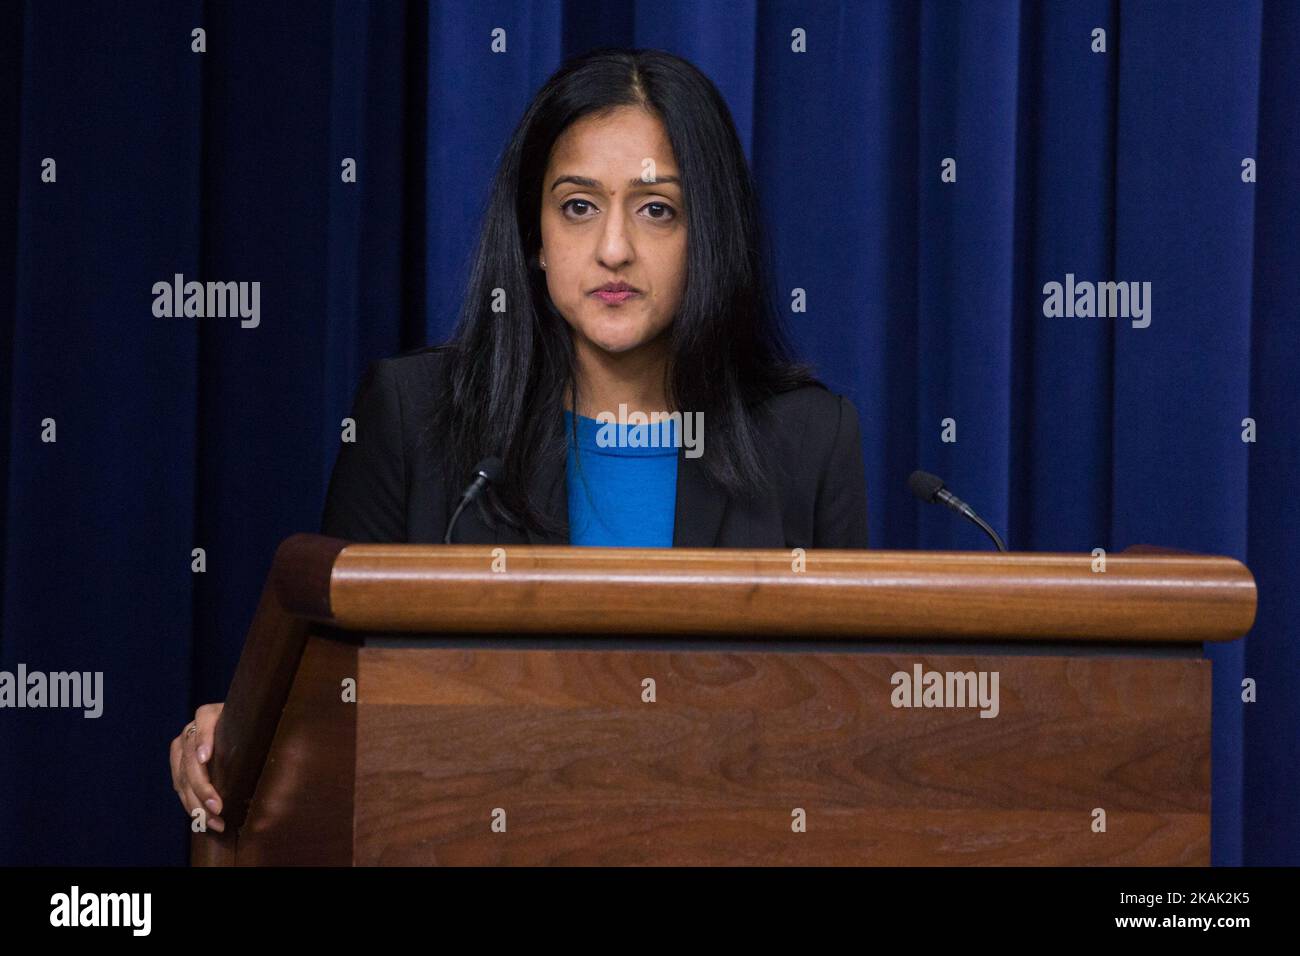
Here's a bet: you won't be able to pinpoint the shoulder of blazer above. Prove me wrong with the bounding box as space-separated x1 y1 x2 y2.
750 381 864 505
379 343 454 396
340 346 457 504
371 344 455 440
751 380 845 447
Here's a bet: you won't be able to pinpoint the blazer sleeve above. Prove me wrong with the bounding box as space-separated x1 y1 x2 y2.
813 394 869 548
319 359 409 542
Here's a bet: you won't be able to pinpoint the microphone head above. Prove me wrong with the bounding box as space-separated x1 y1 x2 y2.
475 456 504 484
907 470 945 503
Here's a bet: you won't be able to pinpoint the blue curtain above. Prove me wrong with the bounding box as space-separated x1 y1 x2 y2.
2 0 1295 866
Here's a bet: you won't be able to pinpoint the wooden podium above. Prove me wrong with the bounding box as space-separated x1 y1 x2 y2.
191 534 1255 866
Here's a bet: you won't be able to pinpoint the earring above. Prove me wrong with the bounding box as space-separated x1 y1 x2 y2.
540 254 546 269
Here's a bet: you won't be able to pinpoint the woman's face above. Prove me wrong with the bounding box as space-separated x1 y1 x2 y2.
538 106 686 360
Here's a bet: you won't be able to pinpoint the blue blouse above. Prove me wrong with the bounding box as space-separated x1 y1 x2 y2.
563 411 678 546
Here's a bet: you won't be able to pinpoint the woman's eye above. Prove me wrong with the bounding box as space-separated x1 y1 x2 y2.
561 199 594 218
643 202 676 221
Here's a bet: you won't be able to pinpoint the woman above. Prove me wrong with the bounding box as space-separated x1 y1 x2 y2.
170 47 868 833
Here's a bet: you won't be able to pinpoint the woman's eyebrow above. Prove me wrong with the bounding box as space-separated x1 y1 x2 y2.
550 174 682 192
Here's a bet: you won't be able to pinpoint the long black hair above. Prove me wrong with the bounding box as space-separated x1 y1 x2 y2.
432 47 818 537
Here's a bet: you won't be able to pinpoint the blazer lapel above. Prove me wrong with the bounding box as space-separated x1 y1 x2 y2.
673 444 726 547
523 445 570 545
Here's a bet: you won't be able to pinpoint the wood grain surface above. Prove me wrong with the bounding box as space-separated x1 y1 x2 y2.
323 545 1255 642
338 645 1210 865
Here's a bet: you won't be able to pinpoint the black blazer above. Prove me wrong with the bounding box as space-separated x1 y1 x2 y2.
319 345 869 548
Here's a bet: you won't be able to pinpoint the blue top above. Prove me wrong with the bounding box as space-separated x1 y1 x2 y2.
564 411 678 546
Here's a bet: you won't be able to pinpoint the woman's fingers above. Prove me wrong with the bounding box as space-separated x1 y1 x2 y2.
182 712 222 817
170 703 227 830
171 736 224 830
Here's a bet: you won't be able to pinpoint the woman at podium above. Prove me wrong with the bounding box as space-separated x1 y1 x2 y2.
169 47 868 833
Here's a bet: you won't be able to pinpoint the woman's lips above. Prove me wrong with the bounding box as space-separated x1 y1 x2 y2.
591 290 639 304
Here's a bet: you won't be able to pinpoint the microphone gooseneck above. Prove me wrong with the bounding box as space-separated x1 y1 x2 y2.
907 469 1008 552
444 456 504 544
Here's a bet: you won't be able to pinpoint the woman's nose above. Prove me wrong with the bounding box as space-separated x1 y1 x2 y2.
596 207 634 267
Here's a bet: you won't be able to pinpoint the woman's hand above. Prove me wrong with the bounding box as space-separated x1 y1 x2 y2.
170 702 226 832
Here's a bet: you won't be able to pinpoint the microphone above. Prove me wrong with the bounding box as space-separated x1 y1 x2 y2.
907 470 1008 552
444 457 504 544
